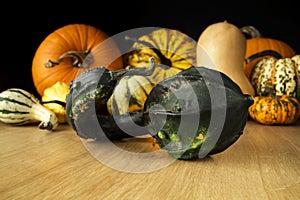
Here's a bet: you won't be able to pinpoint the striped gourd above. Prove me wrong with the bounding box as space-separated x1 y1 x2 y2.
124 28 197 84
0 88 58 130
251 56 299 97
107 57 157 116
107 73 156 116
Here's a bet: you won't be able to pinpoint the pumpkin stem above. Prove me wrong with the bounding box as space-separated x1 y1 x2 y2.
125 35 172 69
45 50 90 68
245 50 282 64
240 25 262 39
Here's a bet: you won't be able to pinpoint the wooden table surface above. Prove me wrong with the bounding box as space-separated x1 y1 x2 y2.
0 119 299 200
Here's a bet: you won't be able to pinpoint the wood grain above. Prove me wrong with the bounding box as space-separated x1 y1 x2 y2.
0 120 299 199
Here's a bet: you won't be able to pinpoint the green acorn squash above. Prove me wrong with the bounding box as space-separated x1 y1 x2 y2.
65 61 155 140
143 66 254 160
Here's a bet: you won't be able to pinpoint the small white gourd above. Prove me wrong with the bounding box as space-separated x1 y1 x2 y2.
0 88 58 130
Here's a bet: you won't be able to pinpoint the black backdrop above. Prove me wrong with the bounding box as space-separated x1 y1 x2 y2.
1 1 299 97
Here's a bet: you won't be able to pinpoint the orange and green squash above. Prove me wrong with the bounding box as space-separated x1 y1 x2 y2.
248 95 300 125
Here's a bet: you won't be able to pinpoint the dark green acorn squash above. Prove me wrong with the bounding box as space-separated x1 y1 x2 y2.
143 66 254 160
65 65 152 141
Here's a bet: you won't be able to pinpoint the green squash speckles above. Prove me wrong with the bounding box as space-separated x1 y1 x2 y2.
274 58 297 96
156 127 207 160
251 57 276 95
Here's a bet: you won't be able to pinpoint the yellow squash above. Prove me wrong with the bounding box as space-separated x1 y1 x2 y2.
124 28 197 84
41 82 70 123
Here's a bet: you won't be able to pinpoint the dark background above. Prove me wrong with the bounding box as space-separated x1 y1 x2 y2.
1 1 299 98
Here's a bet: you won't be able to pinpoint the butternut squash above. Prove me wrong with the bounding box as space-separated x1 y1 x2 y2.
196 21 255 96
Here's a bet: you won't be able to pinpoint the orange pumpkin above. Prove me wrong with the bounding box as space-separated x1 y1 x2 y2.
241 26 296 80
32 24 124 96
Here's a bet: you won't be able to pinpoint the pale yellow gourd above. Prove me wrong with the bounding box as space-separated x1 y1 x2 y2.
42 82 70 123
196 21 255 96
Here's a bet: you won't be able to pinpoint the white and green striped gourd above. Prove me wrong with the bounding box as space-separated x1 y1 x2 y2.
0 88 58 130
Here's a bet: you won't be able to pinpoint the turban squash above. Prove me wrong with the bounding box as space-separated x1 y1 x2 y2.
248 95 300 125
32 23 124 96
241 25 296 80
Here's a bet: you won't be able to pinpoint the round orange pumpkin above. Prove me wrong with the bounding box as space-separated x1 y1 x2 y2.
241 26 296 80
32 23 124 96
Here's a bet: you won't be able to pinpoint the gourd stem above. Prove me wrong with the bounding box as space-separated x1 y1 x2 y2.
31 103 58 130
245 50 282 64
41 100 66 107
45 50 90 68
125 35 172 68
112 56 156 79
240 26 262 38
